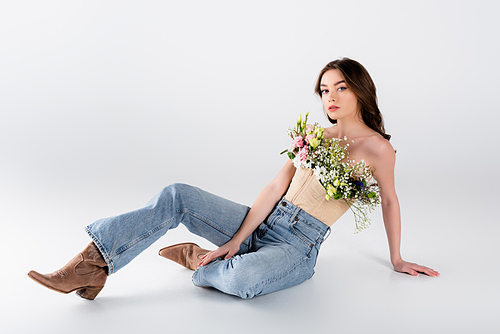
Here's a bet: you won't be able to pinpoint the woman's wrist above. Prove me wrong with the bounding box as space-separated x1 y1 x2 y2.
391 256 403 267
230 232 246 245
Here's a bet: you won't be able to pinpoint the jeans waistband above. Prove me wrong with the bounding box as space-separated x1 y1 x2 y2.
276 197 332 242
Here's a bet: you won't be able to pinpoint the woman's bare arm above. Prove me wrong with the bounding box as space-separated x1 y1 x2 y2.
371 139 439 277
198 160 296 267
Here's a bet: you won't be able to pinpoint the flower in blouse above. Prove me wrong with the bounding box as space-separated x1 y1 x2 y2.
354 180 365 190
298 146 308 162
292 136 304 148
281 113 381 233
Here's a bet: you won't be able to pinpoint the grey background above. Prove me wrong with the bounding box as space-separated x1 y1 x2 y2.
1 0 499 333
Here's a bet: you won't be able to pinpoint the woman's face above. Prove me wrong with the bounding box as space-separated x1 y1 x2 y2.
320 69 360 122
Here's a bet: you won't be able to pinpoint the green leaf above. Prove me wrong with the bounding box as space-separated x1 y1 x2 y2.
287 152 296 160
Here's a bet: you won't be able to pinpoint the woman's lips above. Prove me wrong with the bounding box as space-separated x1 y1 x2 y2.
328 105 339 111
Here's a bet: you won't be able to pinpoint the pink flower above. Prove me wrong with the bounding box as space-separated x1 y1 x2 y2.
298 146 308 162
305 134 316 145
292 136 304 148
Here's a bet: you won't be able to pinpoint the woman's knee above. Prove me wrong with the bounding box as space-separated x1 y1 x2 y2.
159 183 195 202
224 275 258 299
147 183 193 211
224 257 315 299
161 183 191 195
215 259 265 298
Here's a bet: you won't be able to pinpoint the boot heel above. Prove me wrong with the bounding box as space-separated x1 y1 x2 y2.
76 287 103 300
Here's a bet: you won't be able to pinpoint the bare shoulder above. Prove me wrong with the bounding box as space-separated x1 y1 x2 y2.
362 136 396 184
362 134 397 198
365 134 395 159
353 133 395 173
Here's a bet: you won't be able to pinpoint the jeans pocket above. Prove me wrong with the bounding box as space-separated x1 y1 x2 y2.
265 209 284 229
290 219 322 257
257 223 268 239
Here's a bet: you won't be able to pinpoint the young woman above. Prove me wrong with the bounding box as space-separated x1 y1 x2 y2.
28 58 439 300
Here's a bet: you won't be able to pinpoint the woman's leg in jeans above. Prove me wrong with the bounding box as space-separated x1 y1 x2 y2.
86 183 252 275
192 198 326 299
192 242 316 299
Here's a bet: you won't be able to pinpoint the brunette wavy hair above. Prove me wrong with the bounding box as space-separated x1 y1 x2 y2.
314 58 391 141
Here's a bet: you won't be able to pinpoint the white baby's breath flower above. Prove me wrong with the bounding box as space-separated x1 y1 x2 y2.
313 168 321 178
292 156 301 168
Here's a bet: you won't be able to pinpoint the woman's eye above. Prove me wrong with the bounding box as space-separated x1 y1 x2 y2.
337 87 347 92
321 89 329 95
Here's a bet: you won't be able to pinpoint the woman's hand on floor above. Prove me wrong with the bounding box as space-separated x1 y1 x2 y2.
393 259 440 277
198 239 241 268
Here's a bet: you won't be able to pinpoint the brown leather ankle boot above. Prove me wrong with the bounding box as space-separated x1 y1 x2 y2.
158 242 210 270
28 242 108 300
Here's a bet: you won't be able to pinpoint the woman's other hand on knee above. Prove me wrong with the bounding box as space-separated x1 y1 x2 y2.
198 239 241 267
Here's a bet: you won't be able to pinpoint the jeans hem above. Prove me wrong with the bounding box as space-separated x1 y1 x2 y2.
85 227 114 275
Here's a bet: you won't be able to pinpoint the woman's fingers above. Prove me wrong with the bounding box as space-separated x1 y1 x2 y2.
198 248 227 267
197 242 241 267
199 255 211 267
403 264 419 276
409 263 440 277
198 252 213 267
395 260 440 277
417 265 440 277
202 251 218 265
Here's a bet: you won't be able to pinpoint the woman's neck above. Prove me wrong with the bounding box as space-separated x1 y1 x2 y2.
335 117 372 140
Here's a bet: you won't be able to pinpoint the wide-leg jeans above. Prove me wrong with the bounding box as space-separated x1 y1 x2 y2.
86 183 331 299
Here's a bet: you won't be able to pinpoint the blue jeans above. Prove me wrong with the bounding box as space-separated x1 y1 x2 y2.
86 183 331 299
